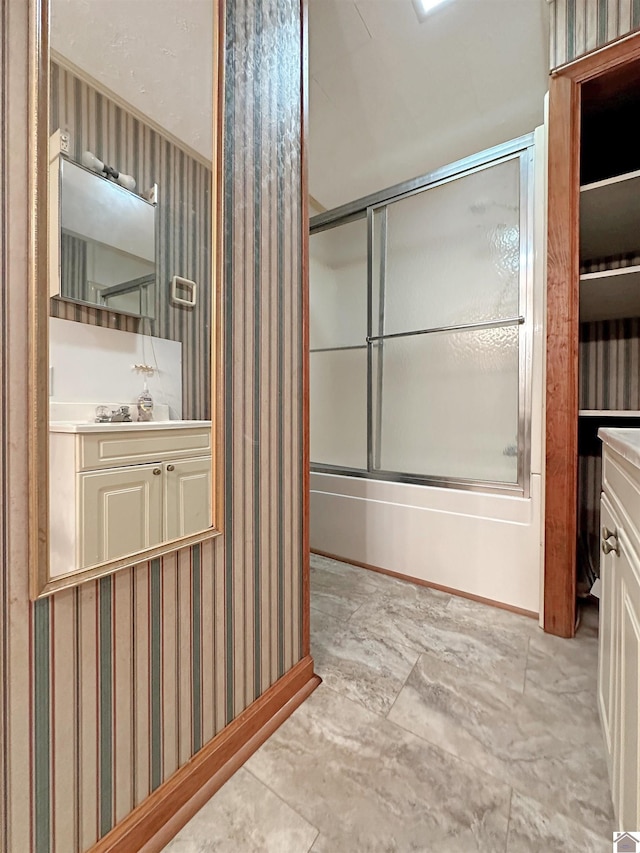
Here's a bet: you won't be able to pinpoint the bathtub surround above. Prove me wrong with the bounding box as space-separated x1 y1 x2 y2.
310 128 547 616
1 2 309 853
550 0 640 68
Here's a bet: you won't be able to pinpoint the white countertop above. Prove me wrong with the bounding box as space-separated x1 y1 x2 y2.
598 427 640 468
50 419 211 434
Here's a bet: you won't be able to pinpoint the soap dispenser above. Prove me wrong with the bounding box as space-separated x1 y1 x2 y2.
137 378 154 421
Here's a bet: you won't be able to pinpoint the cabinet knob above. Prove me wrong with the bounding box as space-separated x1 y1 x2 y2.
153 468 161 476
602 525 617 541
166 464 175 472
602 538 619 555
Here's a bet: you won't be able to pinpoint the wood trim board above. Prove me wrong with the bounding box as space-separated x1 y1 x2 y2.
312 549 539 621
29 0 227 599
88 656 320 853
544 73 580 638
301 0 311 659
544 30 640 637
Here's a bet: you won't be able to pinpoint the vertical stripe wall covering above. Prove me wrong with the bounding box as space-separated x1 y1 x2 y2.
550 0 640 67
0 0 305 852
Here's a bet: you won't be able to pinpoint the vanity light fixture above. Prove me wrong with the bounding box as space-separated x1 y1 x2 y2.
412 0 453 21
82 149 137 191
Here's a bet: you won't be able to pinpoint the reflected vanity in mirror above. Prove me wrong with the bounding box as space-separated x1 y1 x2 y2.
34 0 222 596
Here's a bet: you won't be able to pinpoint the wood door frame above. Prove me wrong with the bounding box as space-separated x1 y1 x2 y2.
544 30 640 637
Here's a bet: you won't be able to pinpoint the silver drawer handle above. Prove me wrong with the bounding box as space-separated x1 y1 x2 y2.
166 464 175 472
153 468 161 476
602 538 619 555
602 525 617 540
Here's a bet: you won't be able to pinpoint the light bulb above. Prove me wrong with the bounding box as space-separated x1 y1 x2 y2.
82 150 104 174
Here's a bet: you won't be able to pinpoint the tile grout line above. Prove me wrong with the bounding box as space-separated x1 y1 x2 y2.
243 764 322 839
307 827 320 853
504 788 513 853
308 601 357 624
314 684 527 803
306 827 321 853
311 596 430 659
384 652 422 721
521 636 531 696
385 703 612 837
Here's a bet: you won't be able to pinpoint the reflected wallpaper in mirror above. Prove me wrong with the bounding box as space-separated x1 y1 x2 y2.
48 0 215 581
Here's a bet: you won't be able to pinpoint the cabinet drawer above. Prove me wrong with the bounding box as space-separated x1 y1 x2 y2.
77 428 212 471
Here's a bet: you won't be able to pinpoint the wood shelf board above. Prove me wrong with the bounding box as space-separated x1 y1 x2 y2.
580 170 640 261
580 264 640 281
579 410 640 417
580 167 640 193
579 266 640 321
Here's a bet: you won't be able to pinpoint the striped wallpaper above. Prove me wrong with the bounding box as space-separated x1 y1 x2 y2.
578 317 640 589
1 0 305 851
550 0 640 67
49 61 213 421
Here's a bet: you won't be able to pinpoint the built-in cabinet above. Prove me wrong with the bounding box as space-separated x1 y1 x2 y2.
50 425 212 578
598 431 640 829
577 127 640 594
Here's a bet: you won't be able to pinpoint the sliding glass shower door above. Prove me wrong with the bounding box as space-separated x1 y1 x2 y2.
310 137 533 494
309 216 368 470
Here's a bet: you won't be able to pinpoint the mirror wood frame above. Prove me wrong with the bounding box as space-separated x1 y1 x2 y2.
29 0 226 599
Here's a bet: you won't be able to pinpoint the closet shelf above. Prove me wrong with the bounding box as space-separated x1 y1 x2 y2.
580 265 640 322
579 410 640 418
580 169 640 262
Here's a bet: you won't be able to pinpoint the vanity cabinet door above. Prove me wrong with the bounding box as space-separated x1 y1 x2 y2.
614 529 640 830
599 495 620 778
163 457 212 541
78 463 163 568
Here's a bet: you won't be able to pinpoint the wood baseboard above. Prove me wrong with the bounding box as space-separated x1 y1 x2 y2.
89 655 320 853
312 549 539 620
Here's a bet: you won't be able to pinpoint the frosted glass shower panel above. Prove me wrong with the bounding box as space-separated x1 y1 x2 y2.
376 325 519 483
379 158 521 336
310 217 368 350
310 349 367 469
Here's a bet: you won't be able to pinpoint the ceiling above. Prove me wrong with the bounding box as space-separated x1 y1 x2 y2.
51 0 550 199
51 0 213 161
309 0 550 210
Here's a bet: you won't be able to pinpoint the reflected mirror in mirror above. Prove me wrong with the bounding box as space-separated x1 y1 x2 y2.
55 152 157 318
46 0 218 589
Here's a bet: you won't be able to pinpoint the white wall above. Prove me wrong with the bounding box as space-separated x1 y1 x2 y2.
310 128 547 614
49 317 183 418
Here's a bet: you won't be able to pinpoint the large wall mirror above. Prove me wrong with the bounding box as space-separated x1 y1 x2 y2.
31 0 223 597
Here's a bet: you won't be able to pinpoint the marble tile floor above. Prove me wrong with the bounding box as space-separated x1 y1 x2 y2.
162 554 613 852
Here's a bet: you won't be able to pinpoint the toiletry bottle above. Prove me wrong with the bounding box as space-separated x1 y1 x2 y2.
137 378 154 422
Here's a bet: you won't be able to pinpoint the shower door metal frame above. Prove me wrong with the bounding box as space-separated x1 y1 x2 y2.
310 133 536 497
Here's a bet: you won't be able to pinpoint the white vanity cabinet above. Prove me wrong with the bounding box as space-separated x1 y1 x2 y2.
598 429 640 830
79 462 164 567
50 423 211 579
